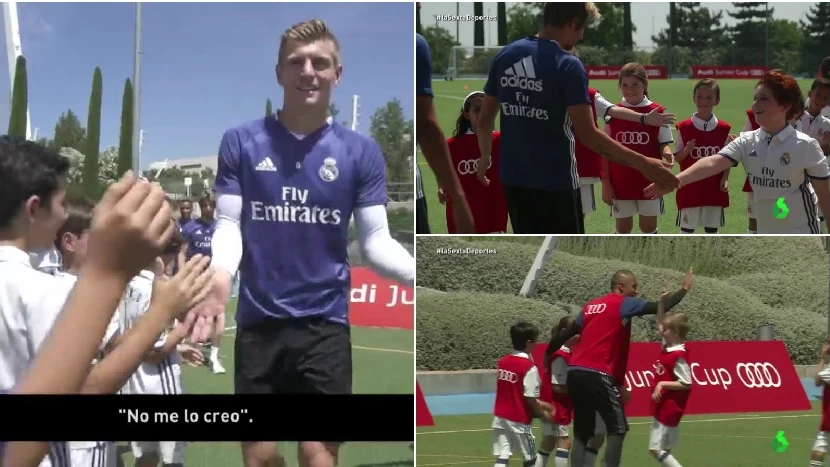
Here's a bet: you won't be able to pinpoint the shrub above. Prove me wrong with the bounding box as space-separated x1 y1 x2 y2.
416 237 829 368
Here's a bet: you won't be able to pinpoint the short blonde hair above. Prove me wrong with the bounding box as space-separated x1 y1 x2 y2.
663 312 691 339
278 19 341 66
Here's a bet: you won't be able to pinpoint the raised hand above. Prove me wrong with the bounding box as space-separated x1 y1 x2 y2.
86 171 175 280
151 255 214 323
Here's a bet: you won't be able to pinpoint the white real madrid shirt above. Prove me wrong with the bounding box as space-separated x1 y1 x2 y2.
118 270 182 395
800 112 830 153
719 125 830 233
0 246 75 467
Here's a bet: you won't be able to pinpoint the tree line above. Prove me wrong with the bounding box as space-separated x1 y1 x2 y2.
9 56 134 200
419 2 830 77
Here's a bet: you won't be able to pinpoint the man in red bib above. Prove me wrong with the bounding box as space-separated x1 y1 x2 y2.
546 268 693 467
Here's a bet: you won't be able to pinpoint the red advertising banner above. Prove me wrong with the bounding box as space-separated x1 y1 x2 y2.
690 66 769 79
349 267 413 329
417 382 435 427
585 65 668 80
532 340 810 417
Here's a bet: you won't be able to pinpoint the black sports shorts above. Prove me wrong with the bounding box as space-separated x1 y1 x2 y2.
503 185 585 234
234 316 352 395
566 369 629 444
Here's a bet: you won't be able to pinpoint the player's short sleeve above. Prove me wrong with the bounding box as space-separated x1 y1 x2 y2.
804 139 830 179
819 363 830 384
561 56 591 108
674 357 693 386
658 124 674 144
674 131 685 154
355 139 388 208
523 365 541 398
593 91 615 119
415 34 433 97
620 296 649 318
550 357 568 385
718 132 751 167
214 129 242 196
483 50 502 97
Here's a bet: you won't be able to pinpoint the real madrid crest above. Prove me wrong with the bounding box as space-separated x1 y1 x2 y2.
780 152 790 166
319 157 339 182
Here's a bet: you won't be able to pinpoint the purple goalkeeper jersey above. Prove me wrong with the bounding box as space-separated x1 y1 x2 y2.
214 117 387 326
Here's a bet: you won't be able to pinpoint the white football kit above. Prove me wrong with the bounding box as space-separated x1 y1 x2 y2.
719 125 830 233
604 97 674 218
119 270 186 464
51 271 120 467
813 363 830 453
0 246 78 467
33 247 62 275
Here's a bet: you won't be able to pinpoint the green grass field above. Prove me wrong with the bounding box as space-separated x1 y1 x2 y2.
419 78 819 234
417 403 824 466
115 300 414 467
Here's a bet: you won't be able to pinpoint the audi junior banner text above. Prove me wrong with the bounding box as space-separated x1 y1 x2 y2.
531 340 810 417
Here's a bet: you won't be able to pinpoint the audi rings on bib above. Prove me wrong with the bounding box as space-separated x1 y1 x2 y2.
457 158 492 175
584 303 607 315
691 146 721 159
615 132 650 145
497 369 519 383
735 362 781 388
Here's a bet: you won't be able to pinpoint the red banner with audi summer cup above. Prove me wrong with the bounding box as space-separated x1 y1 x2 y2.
584 65 668 80
532 340 810 417
691 66 769 79
349 267 413 330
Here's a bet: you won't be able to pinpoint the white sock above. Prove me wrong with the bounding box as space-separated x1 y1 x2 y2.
657 451 682 467
747 228 756 234
553 448 568 467
210 346 220 361
535 450 550 467
810 461 823 466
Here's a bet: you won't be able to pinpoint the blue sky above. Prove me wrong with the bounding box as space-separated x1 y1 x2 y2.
0 2 414 169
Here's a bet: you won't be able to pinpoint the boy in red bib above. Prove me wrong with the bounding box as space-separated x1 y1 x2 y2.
537 317 578 467
492 322 553 467
673 79 733 234
649 293 692 467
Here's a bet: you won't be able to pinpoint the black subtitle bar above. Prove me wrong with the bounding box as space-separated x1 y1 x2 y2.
0 394 413 441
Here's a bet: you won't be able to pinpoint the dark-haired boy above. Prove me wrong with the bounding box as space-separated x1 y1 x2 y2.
492 322 553 467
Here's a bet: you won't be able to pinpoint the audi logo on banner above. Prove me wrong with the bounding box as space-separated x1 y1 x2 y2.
736 362 782 388
457 158 492 175
498 370 518 383
615 132 650 145
585 303 607 315
691 146 721 159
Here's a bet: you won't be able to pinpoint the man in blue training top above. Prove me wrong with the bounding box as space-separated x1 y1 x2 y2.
207 19 415 467
476 2 679 234
416 24 474 233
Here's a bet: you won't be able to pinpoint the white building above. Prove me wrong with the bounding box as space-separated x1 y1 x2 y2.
149 155 217 175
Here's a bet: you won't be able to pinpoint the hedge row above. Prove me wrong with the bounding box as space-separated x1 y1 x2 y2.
416 237 829 369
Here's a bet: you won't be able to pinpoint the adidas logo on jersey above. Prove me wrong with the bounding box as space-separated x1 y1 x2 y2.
255 157 277 172
500 56 543 92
